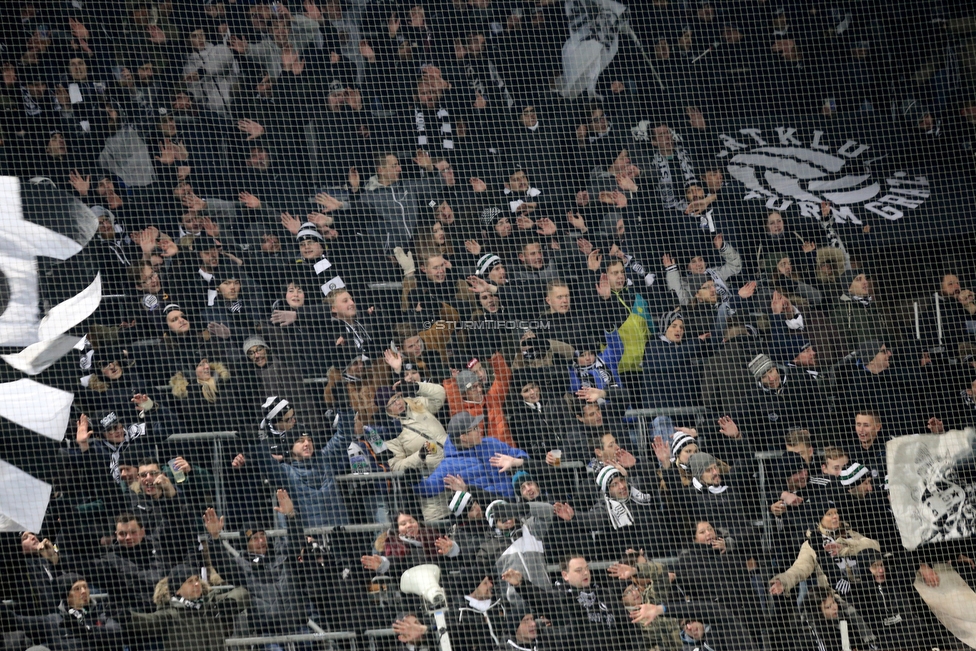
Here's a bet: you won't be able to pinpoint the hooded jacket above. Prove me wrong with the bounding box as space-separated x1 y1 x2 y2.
738 366 823 451
665 243 742 306
207 525 306 635
386 382 451 520
642 335 710 409
251 411 354 528
362 171 444 251
831 292 889 349
386 382 449 471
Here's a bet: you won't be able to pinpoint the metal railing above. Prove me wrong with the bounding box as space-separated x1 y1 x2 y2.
167 431 238 513
624 407 705 461
225 632 356 649
167 448 588 538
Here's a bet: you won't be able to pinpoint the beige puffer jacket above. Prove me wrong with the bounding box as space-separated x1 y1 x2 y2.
772 526 881 594
385 382 451 521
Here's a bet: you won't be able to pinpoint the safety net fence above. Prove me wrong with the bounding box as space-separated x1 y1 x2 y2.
1 0 976 650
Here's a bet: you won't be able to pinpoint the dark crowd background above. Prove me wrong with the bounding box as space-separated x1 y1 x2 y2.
2 0 976 649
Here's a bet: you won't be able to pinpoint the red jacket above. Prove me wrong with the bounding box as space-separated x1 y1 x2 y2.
444 352 514 448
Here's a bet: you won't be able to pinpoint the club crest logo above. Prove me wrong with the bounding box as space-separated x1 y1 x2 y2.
715 127 931 224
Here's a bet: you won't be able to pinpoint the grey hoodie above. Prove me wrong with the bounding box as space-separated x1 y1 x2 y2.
362 172 442 251
666 242 742 306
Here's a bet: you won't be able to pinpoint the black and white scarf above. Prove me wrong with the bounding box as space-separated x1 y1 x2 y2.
651 134 698 212
332 317 371 357
573 357 615 389
64 606 96 632
603 493 634 530
692 477 728 494
415 107 454 151
170 595 204 610
850 293 873 308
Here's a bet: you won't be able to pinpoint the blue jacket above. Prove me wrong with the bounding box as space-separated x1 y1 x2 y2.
252 411 354 527
414 436 529 499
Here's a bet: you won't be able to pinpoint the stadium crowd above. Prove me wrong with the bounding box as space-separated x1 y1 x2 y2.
2 0 976 649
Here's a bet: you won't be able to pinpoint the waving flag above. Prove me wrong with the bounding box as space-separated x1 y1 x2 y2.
0 177 100 532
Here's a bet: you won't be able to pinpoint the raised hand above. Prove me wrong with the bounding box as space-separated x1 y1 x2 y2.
69 169 90 196
207 321 231 339
535 217 556 236
132 226 159 255
434 537 455 555
76 414 91 452
616 173 638 192
237 118 265 141
304 0 323 21
576 387 606 403
738 281 757 299
501 568 523 586
274 488 295 517
202 507 225 537
271 310 298 328
596 273 611 299
717 416 740 439
280 211 302 235
384 349 403 372
358 39 376 62
608 563 637 580
361 555 384 572
567 210 586 231
651 436 671 467
314 192 344 212
466 276 491 294
443 474 467 492
229 35 248 54
553 502 575 521
392 616 428 644
489 453 522 473
630 604 664 625
414 148 433 171
238 191 261 209
586 249 603 271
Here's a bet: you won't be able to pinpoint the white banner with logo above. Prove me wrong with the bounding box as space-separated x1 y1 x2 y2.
887 429 976 551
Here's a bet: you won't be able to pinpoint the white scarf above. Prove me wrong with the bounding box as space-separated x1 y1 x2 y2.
785 308 805 330
603 494 633 530
692 477 728 494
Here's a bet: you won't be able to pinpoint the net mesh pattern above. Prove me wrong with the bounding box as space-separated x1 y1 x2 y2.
0 0 975 649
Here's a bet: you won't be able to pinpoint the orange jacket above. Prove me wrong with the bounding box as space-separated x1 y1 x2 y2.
444 352 514 448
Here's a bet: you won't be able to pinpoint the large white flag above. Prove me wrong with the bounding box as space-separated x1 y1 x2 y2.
887 429 976 551
559 0 629 100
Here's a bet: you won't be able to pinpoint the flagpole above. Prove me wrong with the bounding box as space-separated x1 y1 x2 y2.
620 24 666 90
